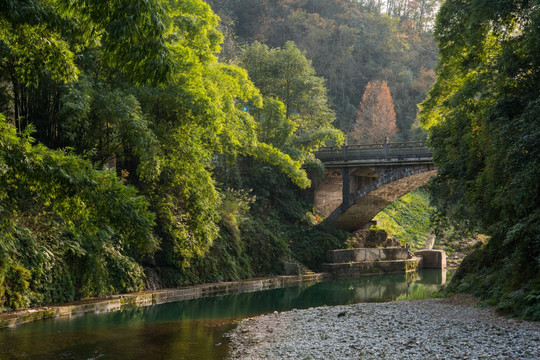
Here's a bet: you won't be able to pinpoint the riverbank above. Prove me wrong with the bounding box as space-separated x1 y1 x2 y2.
0 273 329 328
227 295 540 359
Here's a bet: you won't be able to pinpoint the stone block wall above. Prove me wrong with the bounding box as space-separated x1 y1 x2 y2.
326 248 408 263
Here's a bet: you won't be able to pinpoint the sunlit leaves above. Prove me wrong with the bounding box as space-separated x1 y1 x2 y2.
164 0 222 64
0 0 174 87
241 41 344 155
0 114 157 308
421 0 540 318
0 0 345 295
69 0 173 85
255 97 296 148
0 21 79 86
253 143 310 189
149 124 220 268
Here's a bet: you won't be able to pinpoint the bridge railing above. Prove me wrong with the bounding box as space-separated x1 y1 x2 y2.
318 141 428 152
315 141 432 162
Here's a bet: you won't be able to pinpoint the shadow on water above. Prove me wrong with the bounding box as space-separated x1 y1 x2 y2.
0 269 452 360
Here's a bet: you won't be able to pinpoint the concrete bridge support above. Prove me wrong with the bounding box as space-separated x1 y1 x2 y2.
313 163 436 232
313 142 436 232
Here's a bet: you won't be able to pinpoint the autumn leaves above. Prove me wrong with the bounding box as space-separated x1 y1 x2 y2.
349 80 398 144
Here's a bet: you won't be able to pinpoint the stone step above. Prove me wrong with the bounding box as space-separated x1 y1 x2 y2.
284 262 315 276
326 247 409 263
298 263 315 276
321 258 422 278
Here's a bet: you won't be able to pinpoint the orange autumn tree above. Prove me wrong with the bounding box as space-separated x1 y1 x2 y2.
349 80 398 143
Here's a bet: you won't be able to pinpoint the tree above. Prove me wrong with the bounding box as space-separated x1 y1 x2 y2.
350 81 397 143
0 0 173 91
242 41 343 155
108 3 313 274
413 0 441 32
0 0 172 310
420 0 540 319
0 114 157 309
0 0 318 304
0 0 177 152
208 1 439 139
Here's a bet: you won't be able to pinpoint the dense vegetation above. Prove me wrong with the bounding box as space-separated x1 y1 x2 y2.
207 0 440 139
374 189 434 251
0 0 344 311
421 0 540 319
12 0 527 321
0 0 444 312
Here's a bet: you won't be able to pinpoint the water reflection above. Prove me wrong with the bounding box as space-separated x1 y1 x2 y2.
417 267 446 285
0 269 451 360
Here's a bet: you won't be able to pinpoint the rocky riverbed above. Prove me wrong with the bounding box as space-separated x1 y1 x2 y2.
227 296 540 359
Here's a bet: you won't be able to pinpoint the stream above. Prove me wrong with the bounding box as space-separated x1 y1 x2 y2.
0 269 451 360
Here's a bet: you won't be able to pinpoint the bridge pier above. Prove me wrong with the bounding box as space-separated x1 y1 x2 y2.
341 167 351 209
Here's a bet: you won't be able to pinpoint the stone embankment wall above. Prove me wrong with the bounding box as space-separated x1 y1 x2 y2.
321 247 422 278
0 273 330 328
326 248 409 263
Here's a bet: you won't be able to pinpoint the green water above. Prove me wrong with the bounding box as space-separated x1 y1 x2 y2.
0 270 451 360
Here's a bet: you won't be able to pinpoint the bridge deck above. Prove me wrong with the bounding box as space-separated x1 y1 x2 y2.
316 142 433 167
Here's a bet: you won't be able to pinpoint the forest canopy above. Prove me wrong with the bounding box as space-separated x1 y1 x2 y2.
421 0 540 319
0 0 343 310
0 0 456 313
208 0 440 140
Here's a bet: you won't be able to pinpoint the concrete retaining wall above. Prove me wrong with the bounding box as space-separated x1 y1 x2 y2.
415 250 446 269
0 273 331 328
326 248 408 263
321 258 422 278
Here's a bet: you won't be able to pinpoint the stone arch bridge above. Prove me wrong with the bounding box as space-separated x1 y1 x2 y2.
313 142 436 232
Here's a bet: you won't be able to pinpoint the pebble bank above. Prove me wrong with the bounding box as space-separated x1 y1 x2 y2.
227 296 540 360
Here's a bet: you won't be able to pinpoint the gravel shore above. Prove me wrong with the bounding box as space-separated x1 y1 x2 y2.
227 296 540 359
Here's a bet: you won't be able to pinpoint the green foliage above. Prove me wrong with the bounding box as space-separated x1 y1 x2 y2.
218 188 255 247
135 57 312 271
210 1 439 138
0 0 173 86
242 216 290 275
160 173 348 285
239 164 349 272
252 143 310 188
422 0 540 319
0 261 32 310
374 189 479 253
241 185 347 274
0 21 79 86
374 189 435 250
57 76 160 176
0 0 317 286
242 41 344 153
288 224 348 271
256 97 297 148
0 0 351 309
0 114 156 309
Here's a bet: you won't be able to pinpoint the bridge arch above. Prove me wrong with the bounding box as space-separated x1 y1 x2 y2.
313 142 436 232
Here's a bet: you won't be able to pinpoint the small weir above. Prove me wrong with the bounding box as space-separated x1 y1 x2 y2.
0 270 451 360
